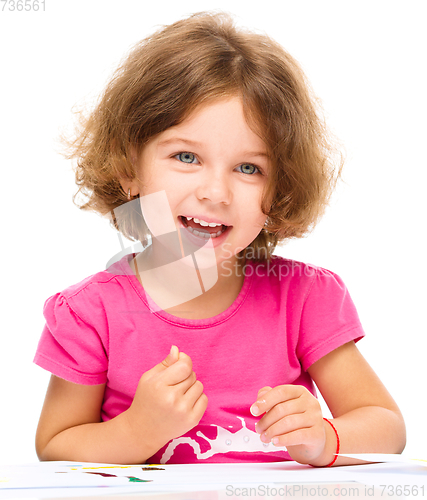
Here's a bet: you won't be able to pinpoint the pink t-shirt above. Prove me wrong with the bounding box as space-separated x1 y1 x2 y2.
34 254 364 463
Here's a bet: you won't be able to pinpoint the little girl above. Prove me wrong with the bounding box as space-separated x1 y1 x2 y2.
34 11 405 466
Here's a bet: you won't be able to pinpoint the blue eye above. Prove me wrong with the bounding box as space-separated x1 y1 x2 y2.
177 152 197 163
238 163 259 175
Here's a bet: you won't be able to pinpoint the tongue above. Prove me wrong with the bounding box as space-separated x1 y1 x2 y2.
186 218 222 234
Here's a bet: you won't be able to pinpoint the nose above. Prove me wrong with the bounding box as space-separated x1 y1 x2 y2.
195 168 231 205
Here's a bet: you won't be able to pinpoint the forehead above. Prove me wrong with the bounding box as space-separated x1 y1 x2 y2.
155 96 269 154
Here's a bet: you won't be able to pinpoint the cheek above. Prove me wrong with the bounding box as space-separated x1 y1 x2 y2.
244 206 268 232
253 187 269 223
256 212 268 229
235 186 267 225
139 168 177 199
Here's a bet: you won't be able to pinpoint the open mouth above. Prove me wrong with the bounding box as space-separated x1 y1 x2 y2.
179 216 231 239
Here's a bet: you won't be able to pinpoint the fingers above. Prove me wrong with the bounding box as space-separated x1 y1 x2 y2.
183 378 205 403
141 349 201 393
163 354 207 419
172 368 197 395
142 349 193 386
257 397 304 432
257 386 272 399
131 348 208 442
140 346 180 382
164 369 208 427
161 345 179 368
266 428 311 448
191 389 209 422
251 385 323 449
257 405 307 443
250 385 303 416
250 385 299 417
260 415 325 454
162 352 194 386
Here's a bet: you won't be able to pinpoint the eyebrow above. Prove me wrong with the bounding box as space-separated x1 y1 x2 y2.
156 137 270 158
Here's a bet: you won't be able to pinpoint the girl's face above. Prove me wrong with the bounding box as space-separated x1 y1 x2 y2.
134 96 271 275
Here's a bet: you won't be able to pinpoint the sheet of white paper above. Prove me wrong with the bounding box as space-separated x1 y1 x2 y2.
338 453 427 467
336 462 427 490
0 461 359 498
1 461 426 499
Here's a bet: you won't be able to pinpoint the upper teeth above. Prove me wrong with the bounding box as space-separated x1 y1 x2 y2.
186 216 222 227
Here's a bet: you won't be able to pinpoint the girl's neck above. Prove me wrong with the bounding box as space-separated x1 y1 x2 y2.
130 247 247 319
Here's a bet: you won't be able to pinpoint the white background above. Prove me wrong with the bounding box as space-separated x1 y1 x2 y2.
0 0 426 465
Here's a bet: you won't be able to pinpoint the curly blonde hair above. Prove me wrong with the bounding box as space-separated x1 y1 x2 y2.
64 11 343 262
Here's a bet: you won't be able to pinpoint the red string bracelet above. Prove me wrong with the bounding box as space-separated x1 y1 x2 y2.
309 418 340 467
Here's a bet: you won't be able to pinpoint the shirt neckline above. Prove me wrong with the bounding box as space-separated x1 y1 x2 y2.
117 253 254 328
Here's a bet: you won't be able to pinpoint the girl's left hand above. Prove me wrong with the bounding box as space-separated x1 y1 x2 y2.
250 385 328 464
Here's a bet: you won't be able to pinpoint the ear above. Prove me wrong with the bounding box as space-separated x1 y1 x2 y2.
119 178 140 199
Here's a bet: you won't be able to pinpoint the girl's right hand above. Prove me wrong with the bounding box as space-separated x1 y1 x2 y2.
124 346 208 452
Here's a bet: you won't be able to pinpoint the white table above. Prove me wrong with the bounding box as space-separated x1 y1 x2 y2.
1 458 426 499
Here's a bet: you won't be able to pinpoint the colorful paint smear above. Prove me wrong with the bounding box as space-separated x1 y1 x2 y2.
84 472 151 483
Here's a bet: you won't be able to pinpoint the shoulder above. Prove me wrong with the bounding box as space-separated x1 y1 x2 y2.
250 258 365 369
247 254 338 286
63 253 133 296
59 269 122 302
246 255 352 306
43 254 136 322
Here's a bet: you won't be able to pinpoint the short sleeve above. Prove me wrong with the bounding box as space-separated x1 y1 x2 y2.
34 293 108 385
297 268 365 371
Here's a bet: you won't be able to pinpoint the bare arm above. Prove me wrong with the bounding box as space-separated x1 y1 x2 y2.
36 347 208 464
307 340 406 466
252 341 406 466
35 376 158 463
